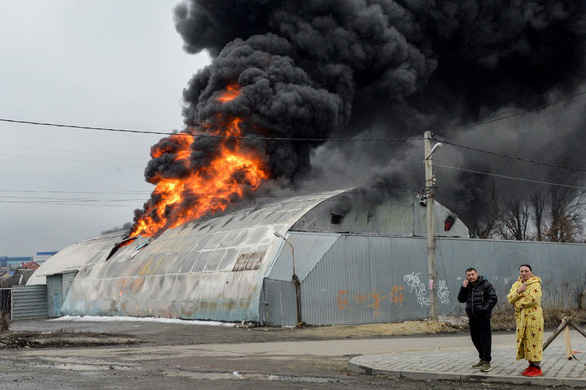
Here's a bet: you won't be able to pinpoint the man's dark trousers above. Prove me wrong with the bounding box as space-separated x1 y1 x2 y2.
469 316 492 362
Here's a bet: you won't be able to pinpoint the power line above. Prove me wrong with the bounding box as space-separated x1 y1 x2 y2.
435 163 586 190
436 139 586 173
0 118 419 142
0 152 145 166
1 144 145 159
0 189 150 195
434 90 586 135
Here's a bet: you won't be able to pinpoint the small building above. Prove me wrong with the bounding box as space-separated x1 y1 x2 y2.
0 269 36 287
21 261 40 271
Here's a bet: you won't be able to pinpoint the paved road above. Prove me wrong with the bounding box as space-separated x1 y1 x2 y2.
1 319 584 389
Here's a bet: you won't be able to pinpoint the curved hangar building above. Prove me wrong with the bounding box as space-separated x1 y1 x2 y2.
29 189 469 326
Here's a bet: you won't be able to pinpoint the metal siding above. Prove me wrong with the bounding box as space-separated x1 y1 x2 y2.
267 232 340 282
299 236 585 325
301 236 429 325
11 285 48 319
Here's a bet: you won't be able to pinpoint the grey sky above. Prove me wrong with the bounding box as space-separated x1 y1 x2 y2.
0 1 210 256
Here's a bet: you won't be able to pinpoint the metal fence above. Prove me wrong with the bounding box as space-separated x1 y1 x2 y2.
10 284 48 320
292 235 585 325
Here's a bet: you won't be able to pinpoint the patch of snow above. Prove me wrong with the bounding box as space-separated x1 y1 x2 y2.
50 315 237 327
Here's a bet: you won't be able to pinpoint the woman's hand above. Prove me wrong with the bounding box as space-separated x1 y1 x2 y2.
517 283 527 294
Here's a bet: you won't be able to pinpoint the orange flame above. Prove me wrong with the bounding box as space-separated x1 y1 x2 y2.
217 83 239 103
129 85 269 238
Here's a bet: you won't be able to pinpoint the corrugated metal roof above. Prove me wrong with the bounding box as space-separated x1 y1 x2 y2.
28 232 125 285
56 190 346 322
266 231 340 282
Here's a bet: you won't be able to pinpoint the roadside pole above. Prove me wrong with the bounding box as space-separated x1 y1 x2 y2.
424 131 439 321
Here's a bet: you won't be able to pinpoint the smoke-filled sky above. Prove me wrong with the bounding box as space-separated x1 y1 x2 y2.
0 1 210 256
135 0 585 238
2 1 585 256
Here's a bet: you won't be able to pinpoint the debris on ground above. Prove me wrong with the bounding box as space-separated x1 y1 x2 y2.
0 330 142 349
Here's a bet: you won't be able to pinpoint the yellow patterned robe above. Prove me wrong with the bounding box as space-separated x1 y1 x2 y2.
507 275 544 362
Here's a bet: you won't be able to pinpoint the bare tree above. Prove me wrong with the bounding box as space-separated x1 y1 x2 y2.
545 186 585 243
496 199 530 240
475 180 500 239
530 187 548 241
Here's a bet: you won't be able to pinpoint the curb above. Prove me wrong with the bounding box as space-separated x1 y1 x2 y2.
347 358 586 388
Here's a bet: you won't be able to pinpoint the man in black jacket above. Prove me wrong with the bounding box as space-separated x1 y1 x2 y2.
457 267 498 372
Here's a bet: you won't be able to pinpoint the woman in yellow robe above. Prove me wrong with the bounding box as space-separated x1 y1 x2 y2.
506 264 544 377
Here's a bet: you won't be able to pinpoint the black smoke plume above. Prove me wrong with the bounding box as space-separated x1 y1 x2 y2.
134 1 586 235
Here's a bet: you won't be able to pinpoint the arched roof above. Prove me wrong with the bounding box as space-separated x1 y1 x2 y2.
30 189 468 322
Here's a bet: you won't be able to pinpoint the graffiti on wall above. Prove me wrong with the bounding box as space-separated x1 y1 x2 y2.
403 271 450 307
390 285 405 306
336 286 405 316
438 280 450 304
403 271 429 307
335 271 450 316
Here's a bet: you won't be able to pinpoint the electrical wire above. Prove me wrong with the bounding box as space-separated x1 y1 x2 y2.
0 152 145 166
1 144 145 159
0 118 419 142
435 163 586 190
434 140 586 173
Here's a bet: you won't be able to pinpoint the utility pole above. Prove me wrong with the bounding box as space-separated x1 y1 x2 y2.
424 131 440 321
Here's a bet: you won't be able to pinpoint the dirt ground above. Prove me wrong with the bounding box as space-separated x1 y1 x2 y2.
1 318 462 349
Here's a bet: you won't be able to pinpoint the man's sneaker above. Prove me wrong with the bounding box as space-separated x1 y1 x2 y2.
480 361 492 372
525 367 543 377
471 360 484 368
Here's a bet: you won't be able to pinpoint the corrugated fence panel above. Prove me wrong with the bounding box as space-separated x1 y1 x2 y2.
11 284 48 319
302 235 430 325
297 236 585 325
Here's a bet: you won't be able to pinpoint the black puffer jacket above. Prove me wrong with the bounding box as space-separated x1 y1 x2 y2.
457 276 498 319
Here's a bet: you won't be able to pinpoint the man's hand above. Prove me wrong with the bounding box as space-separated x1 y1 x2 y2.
462 279 469 288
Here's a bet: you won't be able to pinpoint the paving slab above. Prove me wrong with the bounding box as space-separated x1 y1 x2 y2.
349 333 586 387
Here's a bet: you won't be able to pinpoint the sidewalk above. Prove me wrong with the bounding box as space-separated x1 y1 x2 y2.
348 333 586 387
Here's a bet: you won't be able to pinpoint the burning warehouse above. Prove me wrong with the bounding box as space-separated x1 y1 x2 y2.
27 188 586 325
28 1 586 324
30 189 471 325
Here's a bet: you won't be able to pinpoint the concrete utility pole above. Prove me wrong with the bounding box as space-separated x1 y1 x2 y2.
424 131 441 321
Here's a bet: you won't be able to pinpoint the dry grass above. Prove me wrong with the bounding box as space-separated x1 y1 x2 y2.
490 308 586 331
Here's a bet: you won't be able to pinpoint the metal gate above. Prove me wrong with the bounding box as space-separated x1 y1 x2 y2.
261 279 297 326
